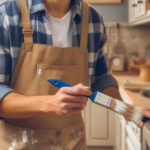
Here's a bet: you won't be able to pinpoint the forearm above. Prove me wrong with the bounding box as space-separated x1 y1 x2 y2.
0 92 54 119
102 86 123 101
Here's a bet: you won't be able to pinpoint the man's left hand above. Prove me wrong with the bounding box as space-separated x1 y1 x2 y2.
138 108 150 128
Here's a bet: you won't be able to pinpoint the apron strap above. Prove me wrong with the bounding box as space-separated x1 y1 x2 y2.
80 1 89 48
18 0 33 50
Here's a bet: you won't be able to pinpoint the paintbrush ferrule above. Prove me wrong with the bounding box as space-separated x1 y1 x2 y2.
94 92 112 107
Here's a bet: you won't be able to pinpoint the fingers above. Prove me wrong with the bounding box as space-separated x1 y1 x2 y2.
62 102 87 109
60 83 92 96
52 83 92 116
138 122 144 128
60 94 88 103
137 108 150 128
143 108 150 118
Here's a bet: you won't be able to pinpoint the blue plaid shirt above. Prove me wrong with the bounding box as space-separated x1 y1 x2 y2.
0 0 118 101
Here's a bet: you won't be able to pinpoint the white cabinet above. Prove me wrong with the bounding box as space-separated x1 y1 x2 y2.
115 114 142 150
82 99 115 147
115 88 142 150
143 126 150 150
129 0 150 25
129 0 136 22
129 0 146 21
134 0 146 18
115 115 127 150
126 137 135 150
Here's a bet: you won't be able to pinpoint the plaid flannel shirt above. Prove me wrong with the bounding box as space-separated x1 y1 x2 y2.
0 0 118 101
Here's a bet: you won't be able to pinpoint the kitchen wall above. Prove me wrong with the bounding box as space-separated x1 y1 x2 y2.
104 24 150 68
91 1 150 69
92 0 128 22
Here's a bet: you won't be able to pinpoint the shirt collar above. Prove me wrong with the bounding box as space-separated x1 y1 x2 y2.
30 0 83 23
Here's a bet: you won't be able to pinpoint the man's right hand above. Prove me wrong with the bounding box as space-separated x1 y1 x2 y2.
44 83 92 116
0 83 92 119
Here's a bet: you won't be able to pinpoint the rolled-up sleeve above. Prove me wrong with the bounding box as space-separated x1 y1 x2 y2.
91 19 118 92
0 11 15 101
91 75 118 93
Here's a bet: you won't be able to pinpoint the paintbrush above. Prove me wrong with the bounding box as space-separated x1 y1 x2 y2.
47 79 148 126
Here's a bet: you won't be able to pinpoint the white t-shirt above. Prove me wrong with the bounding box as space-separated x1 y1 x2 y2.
47 9 73 48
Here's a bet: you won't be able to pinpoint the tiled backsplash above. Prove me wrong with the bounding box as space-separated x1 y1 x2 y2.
104 23 150 66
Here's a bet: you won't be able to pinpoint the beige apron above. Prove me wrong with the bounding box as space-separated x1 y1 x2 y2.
0 0 89 149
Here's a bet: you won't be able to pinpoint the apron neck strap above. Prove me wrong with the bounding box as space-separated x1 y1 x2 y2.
18 0 88 48
18 0 33 46
80 1 89 48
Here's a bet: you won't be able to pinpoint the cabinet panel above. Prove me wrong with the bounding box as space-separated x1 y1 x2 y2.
115 115 121 150
85 100 115 146
135 0 146 18
129 0 137 21
115 114 127 150
143 126 150 150
120 118 126 150
91 103 108 139
128 121 142 142
129 0 150 25
117 89 142 150
126 137 135 150
126 125 141 150
119 88 142 142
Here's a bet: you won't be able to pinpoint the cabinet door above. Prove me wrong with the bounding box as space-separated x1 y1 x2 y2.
143 126 150 150
115 114 127 150
129 0 137 22
126 137 136 150
115 115 121 150
135 0 146 18
126 125 141 150
119 88 142 150
85 100 115 146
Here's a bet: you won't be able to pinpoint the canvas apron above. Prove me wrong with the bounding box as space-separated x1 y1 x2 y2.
0 0 89 149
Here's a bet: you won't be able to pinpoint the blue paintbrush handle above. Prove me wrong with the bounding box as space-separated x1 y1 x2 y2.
47 79 98 102
47 79 73 88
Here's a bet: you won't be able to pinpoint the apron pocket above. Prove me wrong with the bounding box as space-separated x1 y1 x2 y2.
37 64 78 95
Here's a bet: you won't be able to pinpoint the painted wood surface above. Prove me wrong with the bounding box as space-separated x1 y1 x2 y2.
83 100 115 146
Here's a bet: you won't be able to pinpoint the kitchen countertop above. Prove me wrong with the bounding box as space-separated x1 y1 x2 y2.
113 75 150 130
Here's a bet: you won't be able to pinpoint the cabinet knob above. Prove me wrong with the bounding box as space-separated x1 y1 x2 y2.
132 4 137 7
137 0 143 3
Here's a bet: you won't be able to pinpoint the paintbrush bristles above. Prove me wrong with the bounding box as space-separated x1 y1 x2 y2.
109 98 144 125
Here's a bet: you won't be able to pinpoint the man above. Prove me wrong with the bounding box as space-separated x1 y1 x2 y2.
0 0 149 149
